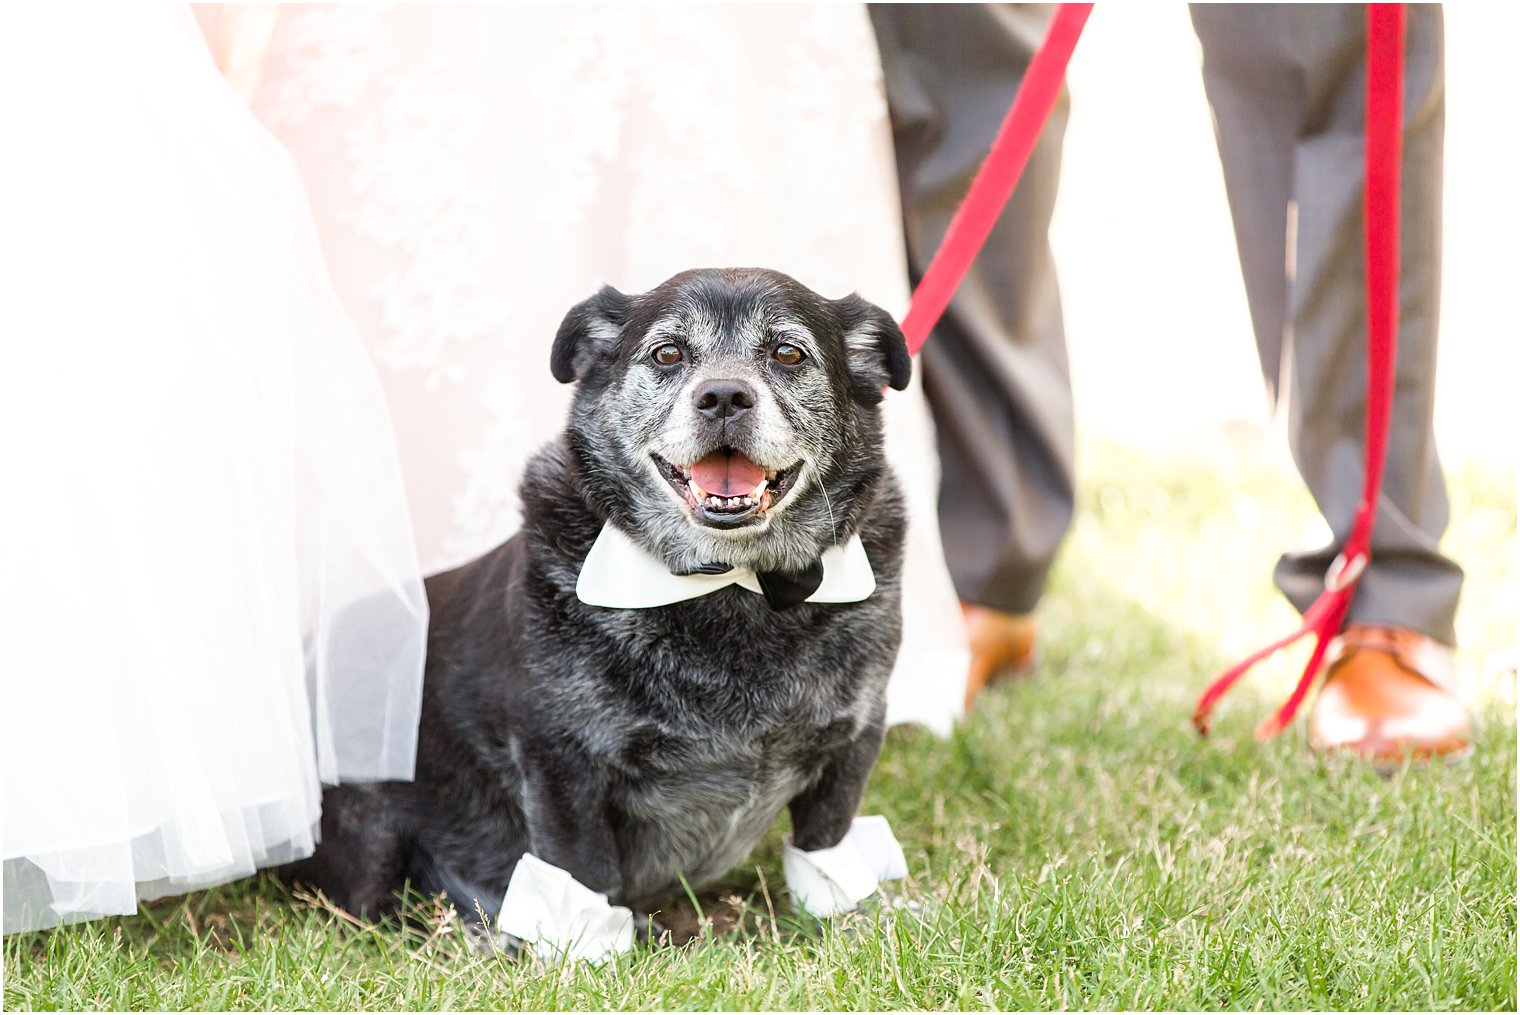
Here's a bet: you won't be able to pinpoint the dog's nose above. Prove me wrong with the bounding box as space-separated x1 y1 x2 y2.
693 379 756 421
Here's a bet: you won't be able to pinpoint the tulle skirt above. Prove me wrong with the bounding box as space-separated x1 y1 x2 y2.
0 8 428 933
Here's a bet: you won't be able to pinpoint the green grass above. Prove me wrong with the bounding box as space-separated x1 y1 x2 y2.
5 437 1514 1011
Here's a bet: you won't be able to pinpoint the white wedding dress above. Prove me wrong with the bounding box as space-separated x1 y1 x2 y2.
1 8 427 932
2 4 970 935
239 4 971 733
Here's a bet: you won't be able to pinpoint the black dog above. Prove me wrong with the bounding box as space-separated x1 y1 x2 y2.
285 268 912 926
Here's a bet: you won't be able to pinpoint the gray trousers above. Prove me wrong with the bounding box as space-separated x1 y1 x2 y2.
869 3 1463 643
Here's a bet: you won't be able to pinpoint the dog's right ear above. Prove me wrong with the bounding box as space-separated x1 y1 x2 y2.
551 286 632 383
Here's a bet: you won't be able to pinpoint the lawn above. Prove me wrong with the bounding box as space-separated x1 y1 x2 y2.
5 437 1514 1011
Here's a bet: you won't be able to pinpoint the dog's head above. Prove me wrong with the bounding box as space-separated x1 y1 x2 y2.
552 268 910 574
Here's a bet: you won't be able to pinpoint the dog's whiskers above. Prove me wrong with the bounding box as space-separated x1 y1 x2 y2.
820 483 839 546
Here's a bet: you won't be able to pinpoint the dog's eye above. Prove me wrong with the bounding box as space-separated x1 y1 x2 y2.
774 344 806 367
652 344 683 367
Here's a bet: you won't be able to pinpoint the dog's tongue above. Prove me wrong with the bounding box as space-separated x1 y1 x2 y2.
691 450 766 497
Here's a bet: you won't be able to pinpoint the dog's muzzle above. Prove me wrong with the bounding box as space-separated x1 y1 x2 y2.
653 449 801 528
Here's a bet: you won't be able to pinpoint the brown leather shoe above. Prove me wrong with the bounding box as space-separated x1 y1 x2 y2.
962 604 1038 711
1308 624 1472 767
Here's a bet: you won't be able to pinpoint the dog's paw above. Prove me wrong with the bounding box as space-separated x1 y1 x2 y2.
782 815 908 918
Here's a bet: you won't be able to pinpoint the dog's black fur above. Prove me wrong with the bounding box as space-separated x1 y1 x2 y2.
284 268 911 922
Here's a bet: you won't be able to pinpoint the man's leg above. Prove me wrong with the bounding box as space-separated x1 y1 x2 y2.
869 3 1075 705
1191 4 1467 760
868 3 1074 627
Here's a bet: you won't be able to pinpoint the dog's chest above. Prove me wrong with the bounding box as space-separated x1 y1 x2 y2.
594 616 871 815
609 717 854 905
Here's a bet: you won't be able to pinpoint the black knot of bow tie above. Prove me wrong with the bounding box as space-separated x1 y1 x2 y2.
671 559 825 610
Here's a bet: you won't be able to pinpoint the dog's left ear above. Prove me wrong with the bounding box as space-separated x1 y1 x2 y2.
835 294 912 397
551 286 633 383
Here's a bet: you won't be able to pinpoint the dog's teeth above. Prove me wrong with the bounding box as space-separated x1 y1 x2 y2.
688 478 707 501
747 479 769 498
693 490 762 512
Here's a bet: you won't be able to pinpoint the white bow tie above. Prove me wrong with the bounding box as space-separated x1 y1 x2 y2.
575 522 876 609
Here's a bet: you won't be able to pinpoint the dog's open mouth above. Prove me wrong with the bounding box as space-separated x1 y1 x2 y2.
654 450 801 527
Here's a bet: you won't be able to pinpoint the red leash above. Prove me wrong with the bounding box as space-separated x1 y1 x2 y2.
899 3 1092 355
894 3 1407 740
1193 4 1406 737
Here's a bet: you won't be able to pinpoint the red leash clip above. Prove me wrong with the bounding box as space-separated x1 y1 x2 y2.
1324 551 1369 594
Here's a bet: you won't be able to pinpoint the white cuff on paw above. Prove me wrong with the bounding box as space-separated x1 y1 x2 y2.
496 853 634 963
782 814 908 918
